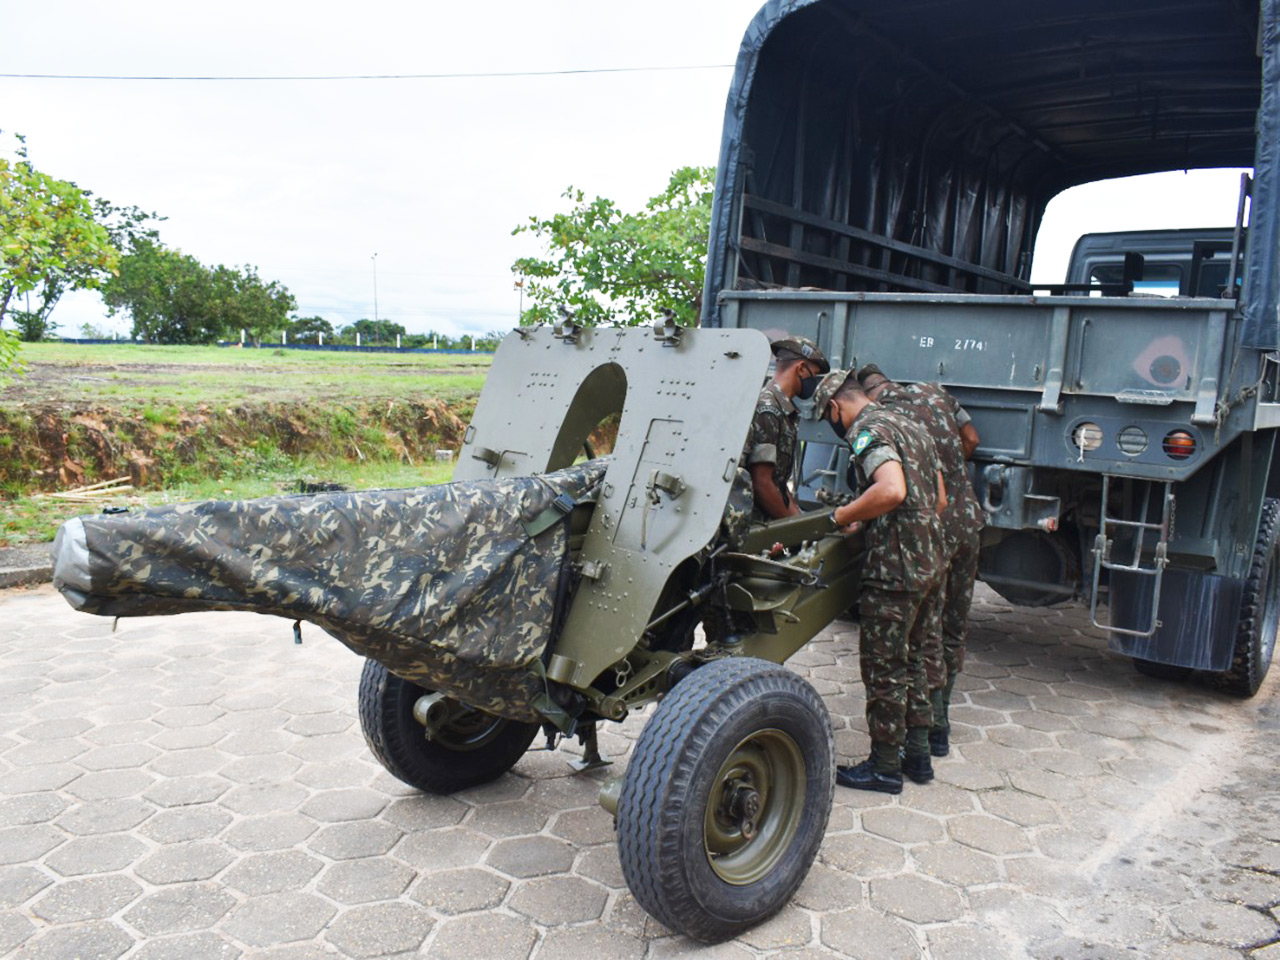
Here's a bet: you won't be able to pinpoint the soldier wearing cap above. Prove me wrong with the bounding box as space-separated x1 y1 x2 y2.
743 337 830 520
857 364 983 758
811 369 946 793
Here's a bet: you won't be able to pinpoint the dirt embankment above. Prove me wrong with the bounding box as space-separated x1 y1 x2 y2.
0 399 470 494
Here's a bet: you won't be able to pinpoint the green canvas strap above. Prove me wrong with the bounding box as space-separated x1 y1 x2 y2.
523 492 577 539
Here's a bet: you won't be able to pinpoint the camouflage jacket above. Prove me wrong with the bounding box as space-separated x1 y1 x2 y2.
877 382 984 549
844 405 945 592
743 381 799 512
52 460 608 722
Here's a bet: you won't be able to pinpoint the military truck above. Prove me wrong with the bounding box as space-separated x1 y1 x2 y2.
704 0 1280 696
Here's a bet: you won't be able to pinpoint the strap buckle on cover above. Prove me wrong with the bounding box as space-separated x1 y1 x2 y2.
523 493 576 538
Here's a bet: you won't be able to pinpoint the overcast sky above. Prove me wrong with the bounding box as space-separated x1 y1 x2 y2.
2 1 1251 339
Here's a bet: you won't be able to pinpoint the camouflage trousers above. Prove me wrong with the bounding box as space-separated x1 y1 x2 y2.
858 584 938 750
942 528 982 676
932 527 981 734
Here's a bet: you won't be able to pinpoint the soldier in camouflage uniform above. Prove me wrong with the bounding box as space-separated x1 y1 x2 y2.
743 337 830 520
858 364 984 758
812 370 946 794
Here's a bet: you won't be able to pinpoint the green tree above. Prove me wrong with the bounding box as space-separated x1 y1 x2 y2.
101 241 296 345
1 131 119 355
211 264 297 346
512 165 715 327
286 314 334 343
339 318 406 345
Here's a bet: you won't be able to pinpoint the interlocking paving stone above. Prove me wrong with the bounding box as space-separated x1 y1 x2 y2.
468 798 556 838
862 806 946 843
222 849 326 896
56 797 154 835
736 904 813 949
0 912 35 956
978 788 1060 827
129 931 243 960
395 826 491 870
538 925 647 960
323 901 434 957
124 882 237 936
220 891 338 947
871 873 966 923
820 907 921 959
912 841 1002 886
409 866 510 914
223 812 319 851
820 830 907 875
306 820 403 860
948 813 1034 855
1169 899 1280 947
428 912 537 960
487 834 577 878
42 833 143 876
928 923 1020 960
0 792 67 826
316 856 416 904
382 794 468 831
134 841 235 884
30 874 142 923
140 805 234 843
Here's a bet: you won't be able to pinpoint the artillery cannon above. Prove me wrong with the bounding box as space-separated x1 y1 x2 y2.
52 325 863 942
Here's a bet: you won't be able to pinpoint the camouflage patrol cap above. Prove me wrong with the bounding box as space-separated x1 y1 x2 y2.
771 337 831 374
809 368 853 419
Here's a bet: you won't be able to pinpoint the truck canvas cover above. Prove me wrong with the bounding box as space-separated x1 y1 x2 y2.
51 461 607 722
704 0 1279 346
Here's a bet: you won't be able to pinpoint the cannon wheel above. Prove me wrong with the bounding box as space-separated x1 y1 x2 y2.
357 660 540 794
1218 497 1280 697
617 657 833 943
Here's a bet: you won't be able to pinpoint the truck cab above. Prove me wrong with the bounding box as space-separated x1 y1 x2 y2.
705 0 1280 694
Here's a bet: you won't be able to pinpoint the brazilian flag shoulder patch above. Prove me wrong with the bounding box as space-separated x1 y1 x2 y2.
853 431 873 455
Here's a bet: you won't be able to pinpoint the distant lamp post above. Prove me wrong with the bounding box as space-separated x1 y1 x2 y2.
514 276 525 323
371 252 379 338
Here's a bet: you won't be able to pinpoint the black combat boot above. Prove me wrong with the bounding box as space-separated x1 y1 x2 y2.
903 726 934 783
928 728 950 757
835 757 903 795
901 752 934 784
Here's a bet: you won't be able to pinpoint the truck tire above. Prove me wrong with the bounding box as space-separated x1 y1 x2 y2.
357 659 539 794
1218 497 1280 697
616 657 833 943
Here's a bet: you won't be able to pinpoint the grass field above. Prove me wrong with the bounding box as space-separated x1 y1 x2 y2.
3 342 493 408
0 342 489 545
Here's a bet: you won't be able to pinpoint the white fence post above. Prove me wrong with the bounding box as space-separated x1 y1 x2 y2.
240 329 246 345
319 332 324 345
396 333 401 349
356 332 361 347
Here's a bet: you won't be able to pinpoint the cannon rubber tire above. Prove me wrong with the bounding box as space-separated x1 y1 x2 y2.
616 657 833 943
357 659 539 794
1218 497 1280 697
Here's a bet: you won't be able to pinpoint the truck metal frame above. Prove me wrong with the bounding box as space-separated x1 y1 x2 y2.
704 0 1280 694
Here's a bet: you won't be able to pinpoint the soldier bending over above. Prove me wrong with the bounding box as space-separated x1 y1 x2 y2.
812 370 946 794
858 364 983 758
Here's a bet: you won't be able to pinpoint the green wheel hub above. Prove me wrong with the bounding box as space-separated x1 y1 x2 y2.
704 728 806 885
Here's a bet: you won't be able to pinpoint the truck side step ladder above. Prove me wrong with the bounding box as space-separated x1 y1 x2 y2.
1090 477 1175 638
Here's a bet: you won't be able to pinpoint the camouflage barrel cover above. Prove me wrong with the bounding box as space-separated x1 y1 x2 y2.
52 460 608 722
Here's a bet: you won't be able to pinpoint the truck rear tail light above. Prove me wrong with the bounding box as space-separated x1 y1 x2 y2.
1117 426 1148 455
1162 430 1197 460
1072 422 1103 452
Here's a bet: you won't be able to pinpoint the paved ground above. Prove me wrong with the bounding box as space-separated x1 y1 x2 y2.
1 583 1278 960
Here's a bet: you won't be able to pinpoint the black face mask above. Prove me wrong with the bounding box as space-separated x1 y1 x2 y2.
827 408 846 442
798 375 821 400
